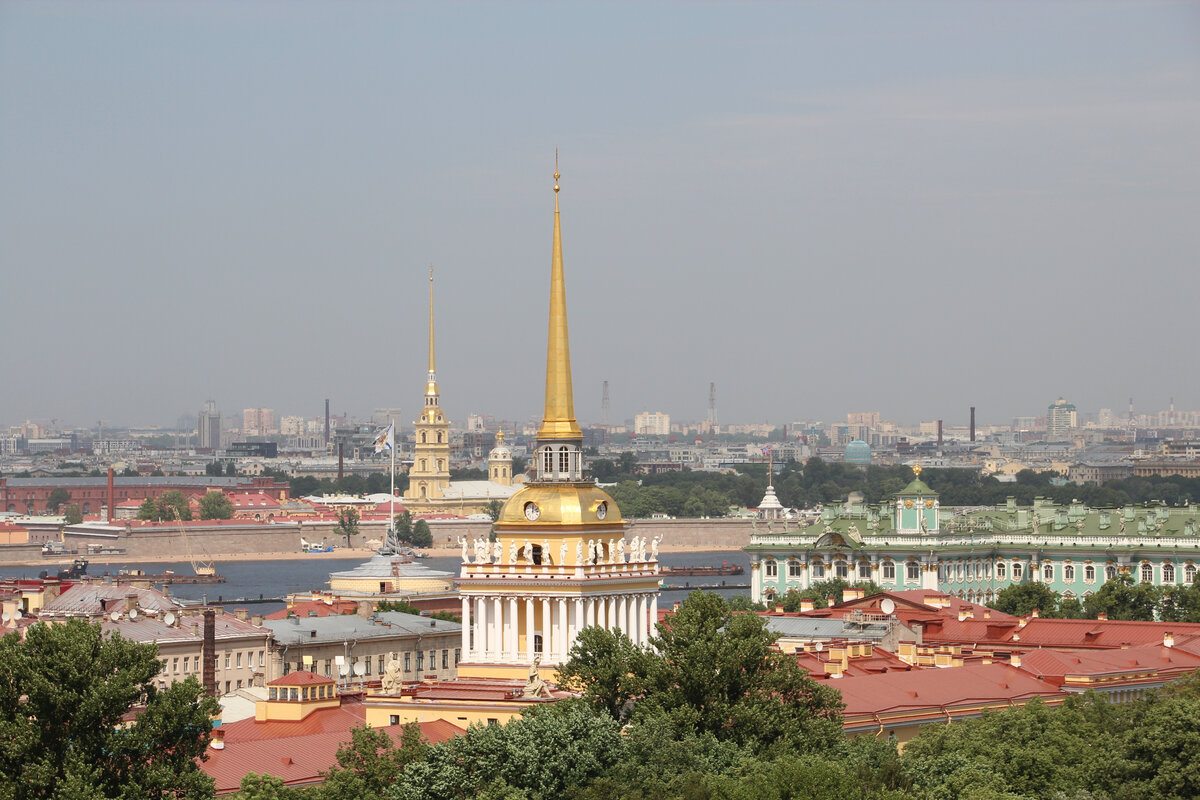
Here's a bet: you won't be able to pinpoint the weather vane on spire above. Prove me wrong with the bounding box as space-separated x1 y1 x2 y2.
554 148 560 193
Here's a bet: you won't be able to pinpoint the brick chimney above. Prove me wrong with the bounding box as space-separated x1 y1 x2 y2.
106 467 115 523
842 587 864 603
800 598 815 613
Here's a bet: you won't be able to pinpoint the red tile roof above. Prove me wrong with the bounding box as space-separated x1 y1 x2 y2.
202 718 461 795
269 671 334 687
1008 618 1200 649
1019 644 1200 687
264 600 360 621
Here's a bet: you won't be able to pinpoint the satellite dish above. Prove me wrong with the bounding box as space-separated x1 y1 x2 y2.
13 610 21 620
164 612 176 627
353 662 366 677
880 598 896 615
128 609 138 620
110 611 121 622
814 642 824 652
1 612 10 624
338 663 350 676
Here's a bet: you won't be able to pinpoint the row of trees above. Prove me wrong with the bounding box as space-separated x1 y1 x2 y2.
991 574 1200 622
136 490 235 521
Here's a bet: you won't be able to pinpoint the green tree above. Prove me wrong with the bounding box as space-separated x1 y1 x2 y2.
780 579 887 611
376 599 423 616
393 511 413 545
0 618 220 799
484 499 505 522
1084 574 1162 621
589 459 617 482
991 581 1065 618
229 774 305 800
137 490 192 522
318 723 427 800
410 519 433 549
63 503 83 525
337 507 360 548
557 627 651 723
45 488 71 513
636 591 844 755
225 461 238 477
198 491 235 520
617 451 638 475
390 701 623 800
205 461 223 476
137 497 158 520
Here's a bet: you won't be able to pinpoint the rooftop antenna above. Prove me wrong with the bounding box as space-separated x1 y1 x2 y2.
601 380 610 427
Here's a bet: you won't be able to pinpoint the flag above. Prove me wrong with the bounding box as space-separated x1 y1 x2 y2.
373 423 394 454
761 446 772 455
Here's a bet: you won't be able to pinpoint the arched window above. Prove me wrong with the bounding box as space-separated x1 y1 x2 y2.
788 559 802 578
420 431 427 443
492 468 498 479
1163 563 1176 584
1013 562 1024 581
534 633 543 654
835 561 848 579
858 561 871 580
559 446 570 474
882 561 896 581
420 459 427 471
1084 564 1095 582
420 484 427 498
1064 564 1075 583
1187 564 1197 585
502 468 508 478
996 560 1007 580
543 448 553 475
764 559 778 578
1105 565 1117 581
1141 563 1153 583
437 459 444 471
1043 563 1054 581
812 561 826 579
906 562 920 582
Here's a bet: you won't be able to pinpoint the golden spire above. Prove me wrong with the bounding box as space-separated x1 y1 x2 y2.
537 152 582 441
426 266 439 397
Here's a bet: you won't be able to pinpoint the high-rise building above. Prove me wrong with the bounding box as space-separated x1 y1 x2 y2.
633 412 670 436
1046 397 1077 440
198 401 221 450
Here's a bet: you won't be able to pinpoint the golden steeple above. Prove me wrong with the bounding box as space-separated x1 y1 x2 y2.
537 153 583 441
426 266 439 399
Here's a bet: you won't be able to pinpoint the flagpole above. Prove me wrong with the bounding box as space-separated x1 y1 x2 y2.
389 416 395 540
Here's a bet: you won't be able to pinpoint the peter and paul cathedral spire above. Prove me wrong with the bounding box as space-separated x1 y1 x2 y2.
405 266 450 503
426 266 439 401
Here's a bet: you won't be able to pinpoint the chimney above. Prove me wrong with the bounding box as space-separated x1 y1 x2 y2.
842 587 864 603
958 610 968 622
937 420 943 447
202 608 217 697
774 605 784 614
124 593 138 613
338 443 344 480
1097 611 1108 620
1010 653 1021 668
1165 632 1175 648
358 601 374 618
1031 608 1040 619
984 609 991 619
800 599 815 613
970 407 976 442
234 609 249 622
251 614 263 627
106 467 115 523
209 728 225 751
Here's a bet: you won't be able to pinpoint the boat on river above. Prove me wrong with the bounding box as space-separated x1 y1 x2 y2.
659 562 744 577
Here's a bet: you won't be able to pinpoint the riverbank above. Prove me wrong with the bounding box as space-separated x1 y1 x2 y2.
1 541 748 568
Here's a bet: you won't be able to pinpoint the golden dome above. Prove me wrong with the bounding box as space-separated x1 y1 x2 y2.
495 483 623 529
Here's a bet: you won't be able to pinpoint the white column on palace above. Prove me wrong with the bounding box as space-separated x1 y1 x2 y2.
617 595 628 640
751 560 762 603
507 597 519 660
491 597 502 660
541 597 552 658
573 598 584 649
474 596 487 658
636 595 647 644
461 596 471 658
649 595 658 640
525 597 535 660
585 596 595 628
605 596 615 629
557 598 568 661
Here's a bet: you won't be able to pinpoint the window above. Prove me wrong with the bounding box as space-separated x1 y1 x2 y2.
454 648 461 664
812 562 826 579
788 560 802 578
160 660 167 675
996 561 1007 580
1141 564 1153 583
390 715 400 726
1064 564 1075 583
236 652 242 668
906 562 920 581
183 656 190 673
1106 565 1117 581
172 657 179 674
420 431 427 443
437 431 443 443
437 459 445 471
1043 563 1054 582
429 650 436 671
1187 564 1196 585
835 561 848 579
1084 565 1095 582
858 561 871 580
416 651 424 671
1013 562 1024 581
764 559 778 578
559 446 570 474
442 650 449 670
224 681 230 694
259 651 265 667
543 448 553 475
378 655 385 675
236 679 243 690
405 653 412 672
224 653 231 670
882 561 896 581
1163 563 1176 584
956 562 963 582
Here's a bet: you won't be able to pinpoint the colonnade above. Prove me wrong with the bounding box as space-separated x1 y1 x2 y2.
460 592 658 664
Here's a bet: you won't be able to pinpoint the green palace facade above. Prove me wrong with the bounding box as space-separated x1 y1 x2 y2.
746 467 1200 606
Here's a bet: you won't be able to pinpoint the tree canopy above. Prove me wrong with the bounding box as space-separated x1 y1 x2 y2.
137 490 193 522
198 491 235 520
0 618 220 800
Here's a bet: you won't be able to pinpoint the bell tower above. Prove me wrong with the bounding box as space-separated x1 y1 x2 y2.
405 268 451 504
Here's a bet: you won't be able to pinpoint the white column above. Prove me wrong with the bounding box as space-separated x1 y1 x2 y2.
606 596 616 629
507 597 518 661
461 596 471 659
541 597 552 659
573 598 584 649
491 597 502 660
525 597 535 660
636 595 647 644
751 561 762 603
617 595 628 639
649 595 658 641
585 597 595 629
475 596 487 658
557 598 568 660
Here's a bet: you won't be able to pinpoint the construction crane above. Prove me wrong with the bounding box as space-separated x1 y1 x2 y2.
173 507 216 577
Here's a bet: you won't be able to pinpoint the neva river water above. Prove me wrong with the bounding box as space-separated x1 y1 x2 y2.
1 549 752 614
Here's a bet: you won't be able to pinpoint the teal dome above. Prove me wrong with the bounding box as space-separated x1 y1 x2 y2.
845 440 871 466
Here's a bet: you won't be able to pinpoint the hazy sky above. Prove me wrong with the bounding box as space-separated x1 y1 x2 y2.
3 2 1199 431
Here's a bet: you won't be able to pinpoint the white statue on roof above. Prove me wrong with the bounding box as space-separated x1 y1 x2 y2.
381 652 403 693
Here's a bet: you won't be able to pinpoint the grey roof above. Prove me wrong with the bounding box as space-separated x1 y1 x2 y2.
766 615 892 641
328 553 453 582
100 613 268 644
41 583 186 616
264 610 460 645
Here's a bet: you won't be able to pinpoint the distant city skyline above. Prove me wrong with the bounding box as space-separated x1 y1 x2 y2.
3 3 1198 427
